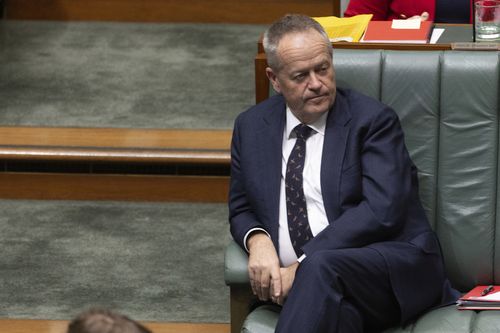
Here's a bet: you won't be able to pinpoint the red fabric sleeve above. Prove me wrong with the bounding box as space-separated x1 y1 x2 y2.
344 0 391 20
344 0 437 21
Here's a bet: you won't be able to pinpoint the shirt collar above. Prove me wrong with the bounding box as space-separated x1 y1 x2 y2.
285 106 328 139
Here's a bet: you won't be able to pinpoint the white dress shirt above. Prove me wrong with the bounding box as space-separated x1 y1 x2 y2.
243 107 330 267
278 108 329 267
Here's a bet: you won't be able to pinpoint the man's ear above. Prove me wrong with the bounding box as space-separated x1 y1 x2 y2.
265 67 281 94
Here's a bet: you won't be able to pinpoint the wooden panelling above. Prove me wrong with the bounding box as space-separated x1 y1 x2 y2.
0 146 230 164
0 127 232 150
0 173 229 202
230 286 253 333
0 319 229 333
4 0 338 24
255 53 271 104
0 127 231 164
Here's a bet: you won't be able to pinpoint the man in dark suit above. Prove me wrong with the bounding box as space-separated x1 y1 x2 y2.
229 14 458 333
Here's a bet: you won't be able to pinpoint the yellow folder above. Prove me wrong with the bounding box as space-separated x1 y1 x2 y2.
313 14 373 43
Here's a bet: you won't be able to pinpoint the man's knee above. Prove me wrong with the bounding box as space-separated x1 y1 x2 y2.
296 250 345 286
300 250 329 272
300 250 352 273
296 249 383 291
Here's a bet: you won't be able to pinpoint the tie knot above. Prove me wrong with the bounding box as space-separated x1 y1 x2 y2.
294 124 313 140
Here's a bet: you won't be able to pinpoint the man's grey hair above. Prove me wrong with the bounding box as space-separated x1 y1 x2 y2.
263 14 333 71
67 309 152 333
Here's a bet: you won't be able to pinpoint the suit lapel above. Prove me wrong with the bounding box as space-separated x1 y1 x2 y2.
253 92 351 238
321 92 352 223
256 99 286 243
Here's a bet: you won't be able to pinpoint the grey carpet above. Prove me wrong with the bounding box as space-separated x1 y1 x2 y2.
0 20 267 129
0 199 231 323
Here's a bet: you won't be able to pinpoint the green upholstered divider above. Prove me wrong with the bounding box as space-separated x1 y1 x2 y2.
334 51 442 229
333 49 382 100
333 50 500 291
496 52 500 285
437 52 498 291
380 51 441 230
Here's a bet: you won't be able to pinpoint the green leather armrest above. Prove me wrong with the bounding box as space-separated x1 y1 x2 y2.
224 240 249 285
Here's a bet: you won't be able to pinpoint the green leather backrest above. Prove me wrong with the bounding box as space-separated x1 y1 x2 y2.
333 49 500 291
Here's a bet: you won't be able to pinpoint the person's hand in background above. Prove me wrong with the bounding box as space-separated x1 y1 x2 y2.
400 11 430 21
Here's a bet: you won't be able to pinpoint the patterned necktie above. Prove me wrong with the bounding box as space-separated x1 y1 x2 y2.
286 123 314 257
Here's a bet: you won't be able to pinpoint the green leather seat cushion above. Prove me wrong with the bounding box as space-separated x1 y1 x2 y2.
242 304 500 333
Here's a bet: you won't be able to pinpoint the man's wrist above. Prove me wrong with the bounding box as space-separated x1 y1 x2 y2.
247 231 270 250
244 228 270 252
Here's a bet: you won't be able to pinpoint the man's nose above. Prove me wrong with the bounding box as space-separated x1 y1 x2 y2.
308 72 322 91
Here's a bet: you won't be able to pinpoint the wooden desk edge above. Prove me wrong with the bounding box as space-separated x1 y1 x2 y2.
0 146 231 164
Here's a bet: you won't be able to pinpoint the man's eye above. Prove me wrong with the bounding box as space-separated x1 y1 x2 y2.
294 73 306 81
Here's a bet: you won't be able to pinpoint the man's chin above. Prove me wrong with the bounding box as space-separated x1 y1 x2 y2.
305 98 331 112
302 107 329 119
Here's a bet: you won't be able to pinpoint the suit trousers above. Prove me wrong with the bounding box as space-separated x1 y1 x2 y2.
275 247 401 333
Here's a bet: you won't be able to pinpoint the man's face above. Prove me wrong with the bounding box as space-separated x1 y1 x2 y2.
266 29 336 124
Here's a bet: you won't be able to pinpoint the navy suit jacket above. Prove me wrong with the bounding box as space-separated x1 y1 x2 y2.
229 88 458 323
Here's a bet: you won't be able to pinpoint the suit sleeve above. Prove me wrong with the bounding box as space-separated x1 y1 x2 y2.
303 107 414 255
228 115 267 250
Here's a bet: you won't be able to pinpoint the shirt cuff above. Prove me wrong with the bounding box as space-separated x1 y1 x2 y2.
297 254 306 263
243 228 270 252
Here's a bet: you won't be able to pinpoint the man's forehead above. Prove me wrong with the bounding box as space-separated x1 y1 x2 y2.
277 34 331 70
278 30 328 50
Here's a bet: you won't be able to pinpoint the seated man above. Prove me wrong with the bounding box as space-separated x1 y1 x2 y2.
228 14 459 333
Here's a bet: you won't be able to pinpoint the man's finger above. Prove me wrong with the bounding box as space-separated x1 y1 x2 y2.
271 266 282 298
259 272 270 300
249 268 258 295
270 277 282 304
250 279 257 296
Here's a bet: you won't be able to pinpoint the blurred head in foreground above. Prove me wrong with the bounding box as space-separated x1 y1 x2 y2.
67 309 152 333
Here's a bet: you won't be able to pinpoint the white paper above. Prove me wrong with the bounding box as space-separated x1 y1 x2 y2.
391 19 421 29
430 28 445 44
477 291 500 301
329 37 353 42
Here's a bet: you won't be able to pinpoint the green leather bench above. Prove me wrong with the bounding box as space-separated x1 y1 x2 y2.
225 49 500 333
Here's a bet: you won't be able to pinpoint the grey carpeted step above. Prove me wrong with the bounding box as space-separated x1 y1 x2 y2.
0 199 230 323
0 20 268 129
